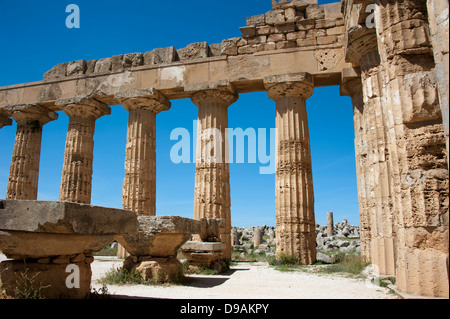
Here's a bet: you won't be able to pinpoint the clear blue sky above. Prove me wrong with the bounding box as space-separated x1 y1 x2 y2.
0 0 359 227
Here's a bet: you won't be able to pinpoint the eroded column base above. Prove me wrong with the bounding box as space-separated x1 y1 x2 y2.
180 241 227 272
122 256 183 283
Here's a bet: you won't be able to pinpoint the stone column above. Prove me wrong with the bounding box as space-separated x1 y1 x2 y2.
5 105 57 200
427 0 449 168
264 72 316 265
56 97 111 204
191 87 238 260
340 76 372 261
346 23 396 275
115 89 171 216
326 212 334 237
375 0 449 297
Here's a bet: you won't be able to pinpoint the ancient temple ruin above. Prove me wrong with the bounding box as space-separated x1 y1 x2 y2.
0 0 448 298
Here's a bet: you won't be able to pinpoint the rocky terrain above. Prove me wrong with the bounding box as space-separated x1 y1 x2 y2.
232 220 360 263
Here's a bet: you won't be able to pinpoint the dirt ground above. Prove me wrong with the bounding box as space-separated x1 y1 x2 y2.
90 256 399 299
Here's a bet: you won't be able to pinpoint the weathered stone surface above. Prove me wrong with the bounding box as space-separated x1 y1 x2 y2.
0 200 138 259
115 216 201 257
5 105 58 200
177 42 211 61
143 47 178 65
123 256 183 283
0 259 92 299
180 241 226 268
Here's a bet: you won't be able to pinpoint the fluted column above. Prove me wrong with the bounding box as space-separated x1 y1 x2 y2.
6 105 57 200
375 0 449 297
340 76 372 261
56 97 111 204
191 88 238 260
345 21 397 275
115 88 171 216
264 72 316 265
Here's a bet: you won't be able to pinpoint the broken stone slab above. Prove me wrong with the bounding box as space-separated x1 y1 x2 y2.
116 216 201 283
0 200 139 299
180 241 226 269
115 215 201 257
0 200 139 259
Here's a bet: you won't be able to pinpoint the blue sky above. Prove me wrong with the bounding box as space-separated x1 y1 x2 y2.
0 0 359 227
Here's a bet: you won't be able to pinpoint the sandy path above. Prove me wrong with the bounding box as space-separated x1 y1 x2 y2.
90 257 399 299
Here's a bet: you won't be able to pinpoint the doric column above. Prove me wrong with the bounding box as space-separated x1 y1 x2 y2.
115 88 171 216
191 87 238 260
340 76 372 262
427 0 449 167
345 22 396 275
5 105 57 200
264 72 316 265
375 0 449 297
56 97 111 204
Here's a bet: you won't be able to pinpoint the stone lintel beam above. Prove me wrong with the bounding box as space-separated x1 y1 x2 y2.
56 97 111 204
115 89 171 216
263 72 316 265
6 105 58 200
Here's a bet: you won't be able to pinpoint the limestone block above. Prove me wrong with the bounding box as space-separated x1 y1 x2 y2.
0 200 139 259
85 60 97 74
237 45 256 54
177 42 211 61
275 21 296 33
66 60 87 76
143 47 178 65
122 52 144 68
246 14 266 26
305 4 324 19
197 218 226 242
116 216 201 257
296 18 315 30
256 25 273 35
209 43 222 56
180 241 226 268
43 63 68 81
94 57 112 73
240 26 257 38
0 259 92 299
265 9 286 25
122 256 183 283
220 38 240 56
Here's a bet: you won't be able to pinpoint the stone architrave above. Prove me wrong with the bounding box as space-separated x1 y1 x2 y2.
115 88 171 216
191 86 239 260
5 105 58 200
56 97 111 204
264 72 317 265
374 0 449 297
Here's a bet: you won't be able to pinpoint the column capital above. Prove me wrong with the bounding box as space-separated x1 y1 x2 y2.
263 72 314 101
6 104 58 125
340 77 363 98
190 87 238 108
345 25 378 67
56 96 111 119
0 109 13 128
115 88 171 113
